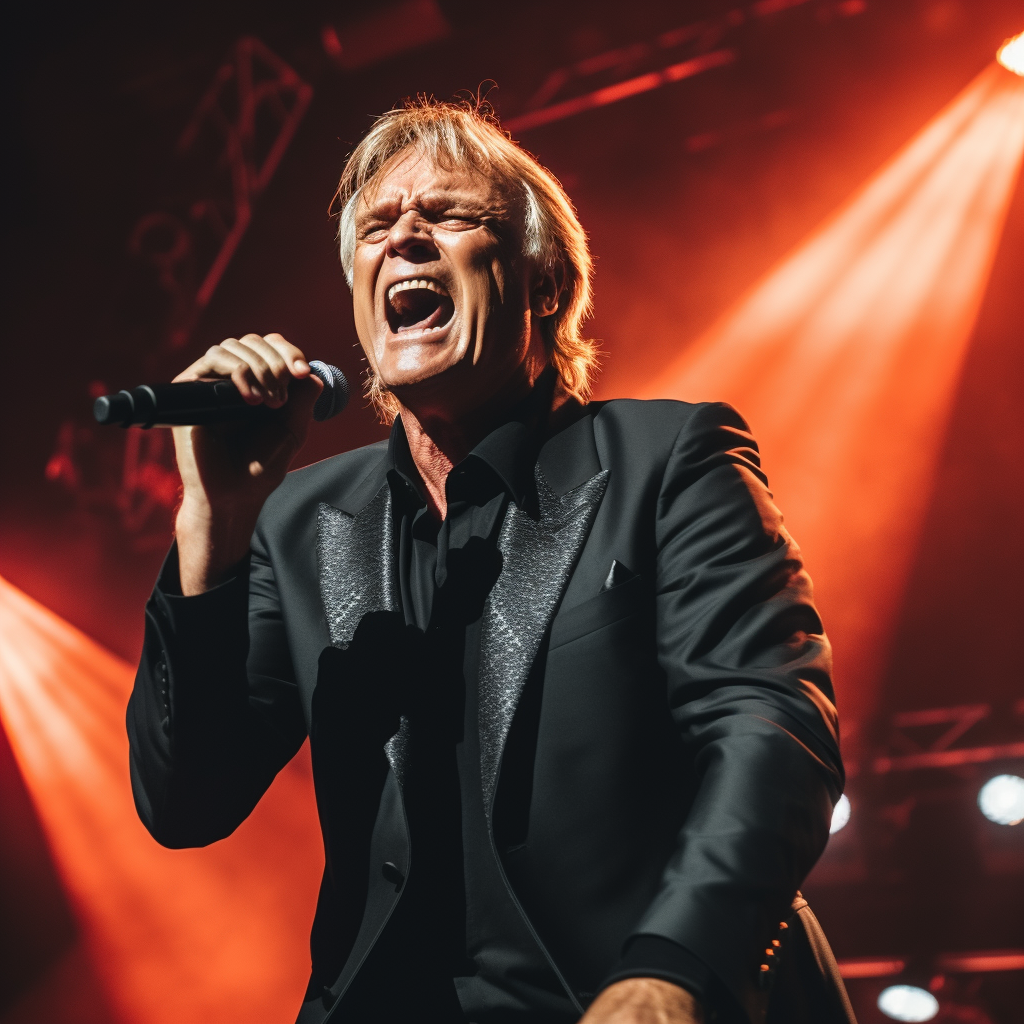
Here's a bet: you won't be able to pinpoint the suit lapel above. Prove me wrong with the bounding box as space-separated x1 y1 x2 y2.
316 482 411 784
317 484 398 648
478 462 609 823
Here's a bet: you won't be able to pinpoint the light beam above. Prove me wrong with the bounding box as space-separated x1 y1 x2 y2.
637 63 1024 746
0 573 323 1024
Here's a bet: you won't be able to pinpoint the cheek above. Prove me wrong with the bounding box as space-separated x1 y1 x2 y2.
351 260 381 352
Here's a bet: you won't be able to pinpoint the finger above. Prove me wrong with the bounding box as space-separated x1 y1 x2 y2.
262 333 311 377
173 341 247 384
241 335 297 405
220 336 277 404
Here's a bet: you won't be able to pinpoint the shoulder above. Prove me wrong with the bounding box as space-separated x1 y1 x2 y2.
261 439 389 519
589 397 753 455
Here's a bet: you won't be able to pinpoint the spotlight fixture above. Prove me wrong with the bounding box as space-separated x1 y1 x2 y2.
830 793 851 834
877 985 940 1022
998 30 1024 76
977 774 1024 825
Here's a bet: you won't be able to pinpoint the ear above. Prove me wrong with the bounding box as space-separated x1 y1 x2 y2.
530 259 565 318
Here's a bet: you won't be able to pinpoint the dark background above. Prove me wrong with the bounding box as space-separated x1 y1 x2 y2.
2 2 1023 1022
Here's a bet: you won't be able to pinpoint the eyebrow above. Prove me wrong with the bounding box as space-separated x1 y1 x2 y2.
357 189 506 222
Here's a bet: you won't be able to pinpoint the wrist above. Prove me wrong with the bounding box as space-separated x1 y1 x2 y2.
175 495 255 595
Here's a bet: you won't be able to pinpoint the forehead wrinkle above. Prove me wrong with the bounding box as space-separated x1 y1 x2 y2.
357 151 519 226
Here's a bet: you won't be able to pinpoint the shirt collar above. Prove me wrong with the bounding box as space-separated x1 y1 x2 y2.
384 369 554 511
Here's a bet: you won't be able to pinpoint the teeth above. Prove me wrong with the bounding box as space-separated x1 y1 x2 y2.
387 278 449 303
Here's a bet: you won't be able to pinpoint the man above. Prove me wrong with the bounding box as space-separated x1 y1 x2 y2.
127 98 845 1024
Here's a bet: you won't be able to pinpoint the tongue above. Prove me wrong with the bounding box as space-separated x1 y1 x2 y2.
392 289 444 330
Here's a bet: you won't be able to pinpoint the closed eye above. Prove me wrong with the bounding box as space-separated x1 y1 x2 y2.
358 223 390 242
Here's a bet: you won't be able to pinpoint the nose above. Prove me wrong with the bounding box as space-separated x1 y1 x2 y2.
385 210 438 263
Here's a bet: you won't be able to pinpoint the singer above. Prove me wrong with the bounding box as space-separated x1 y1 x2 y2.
127 98 847 1024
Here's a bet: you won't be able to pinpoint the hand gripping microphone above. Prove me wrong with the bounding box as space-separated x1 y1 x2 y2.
93 360 349 428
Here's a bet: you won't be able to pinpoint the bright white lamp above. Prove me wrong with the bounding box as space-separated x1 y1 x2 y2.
977 774 1024 826
997 30 1024 76
877 985 939 1021
829 793 851 834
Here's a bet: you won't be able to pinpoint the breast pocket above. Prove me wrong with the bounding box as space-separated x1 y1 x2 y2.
548 574 647 651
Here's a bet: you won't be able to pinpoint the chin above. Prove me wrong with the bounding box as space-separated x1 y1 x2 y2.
380 329 472 382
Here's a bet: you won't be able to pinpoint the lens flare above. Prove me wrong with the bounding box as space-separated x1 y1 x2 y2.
997 30 1024 77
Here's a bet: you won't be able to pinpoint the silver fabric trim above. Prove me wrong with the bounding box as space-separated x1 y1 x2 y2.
316 486 410 783
317 486 398 647
477 466 610 822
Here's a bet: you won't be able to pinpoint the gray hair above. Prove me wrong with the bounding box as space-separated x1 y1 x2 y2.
333 96 597 422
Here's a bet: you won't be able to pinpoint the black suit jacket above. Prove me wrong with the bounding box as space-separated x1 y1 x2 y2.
127 398 844 1023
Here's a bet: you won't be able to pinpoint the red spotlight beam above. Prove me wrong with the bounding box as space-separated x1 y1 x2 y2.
0 574 323 1024
636 63 1024 747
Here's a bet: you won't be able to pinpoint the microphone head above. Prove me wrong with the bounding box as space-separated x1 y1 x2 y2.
308 361 350 422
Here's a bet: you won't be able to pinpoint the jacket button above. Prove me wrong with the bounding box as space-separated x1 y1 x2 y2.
381 861 404 891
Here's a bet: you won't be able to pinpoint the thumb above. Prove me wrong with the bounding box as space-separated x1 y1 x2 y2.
259 374 324 472
287 373 324 425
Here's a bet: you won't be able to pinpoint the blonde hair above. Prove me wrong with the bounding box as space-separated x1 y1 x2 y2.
334 95 598 422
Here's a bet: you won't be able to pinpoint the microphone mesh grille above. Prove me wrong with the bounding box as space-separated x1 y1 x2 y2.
309 361 350 421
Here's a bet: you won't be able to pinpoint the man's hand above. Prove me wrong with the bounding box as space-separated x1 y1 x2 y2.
171 333 321 595
579 978 705 1024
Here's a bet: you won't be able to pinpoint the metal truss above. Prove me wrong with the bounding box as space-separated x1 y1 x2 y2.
871 702 1024 774
48 37 313 542
132 36 313 349
504 0 865 136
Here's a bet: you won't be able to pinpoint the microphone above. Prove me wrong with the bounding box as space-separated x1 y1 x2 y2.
93 360 349 428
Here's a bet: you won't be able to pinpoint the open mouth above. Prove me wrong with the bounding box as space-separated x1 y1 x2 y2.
385 278 455 334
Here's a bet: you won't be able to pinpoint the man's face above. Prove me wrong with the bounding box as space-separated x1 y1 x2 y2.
351 148 544 418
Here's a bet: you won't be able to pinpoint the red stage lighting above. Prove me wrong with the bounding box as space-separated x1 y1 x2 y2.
637 63 1024 744
0 574 322 1024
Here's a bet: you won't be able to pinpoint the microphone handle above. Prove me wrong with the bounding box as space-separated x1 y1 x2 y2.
93 362 348 428
94 381 272 428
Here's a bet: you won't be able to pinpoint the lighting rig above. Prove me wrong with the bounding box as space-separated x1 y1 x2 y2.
822 698 1024 1021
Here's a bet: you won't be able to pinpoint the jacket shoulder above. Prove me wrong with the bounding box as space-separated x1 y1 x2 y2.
260 439 389 521
590 397 751 447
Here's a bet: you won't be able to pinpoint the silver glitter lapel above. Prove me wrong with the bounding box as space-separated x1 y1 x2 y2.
478 465 610 823
316 485 411 784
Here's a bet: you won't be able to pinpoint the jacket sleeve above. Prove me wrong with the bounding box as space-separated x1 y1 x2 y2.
126 524 307 848
629 401 844 1021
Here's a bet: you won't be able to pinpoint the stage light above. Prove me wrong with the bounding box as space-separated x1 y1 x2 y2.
977 774 1024 825
997 30 1024 77
877 985 940 1021
0 574 322 1024
637 61 1024 738
830 793 851 833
